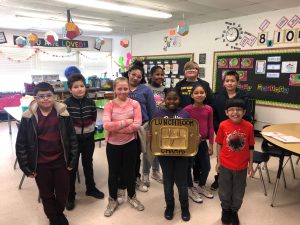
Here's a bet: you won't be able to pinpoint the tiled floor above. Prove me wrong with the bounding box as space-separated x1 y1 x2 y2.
0 121 299 225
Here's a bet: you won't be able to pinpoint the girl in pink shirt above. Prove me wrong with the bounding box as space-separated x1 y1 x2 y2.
183 84 214 201
102 77 144 217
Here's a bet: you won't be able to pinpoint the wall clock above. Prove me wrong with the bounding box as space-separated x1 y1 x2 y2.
215 22 244 50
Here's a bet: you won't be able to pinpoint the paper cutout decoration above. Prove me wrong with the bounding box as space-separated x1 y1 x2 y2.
95 37 105 51
16 36 27 47
27 33 39 46
118 56 125 72
126 52 132 70
218 58 228 68
169 29 176 36
64 10 80 40
228 58 240 68
66 46 72 53
289 74 300 86
177 21 189 36
120 38 129 48
44 31 58 44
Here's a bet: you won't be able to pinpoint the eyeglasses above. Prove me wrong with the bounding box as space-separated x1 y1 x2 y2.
130 73 143 80
227 108 244 112
35 94 54 99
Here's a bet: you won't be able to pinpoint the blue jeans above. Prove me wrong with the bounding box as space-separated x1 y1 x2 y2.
158 156 189 208
142 154 160 174
187 141 211 187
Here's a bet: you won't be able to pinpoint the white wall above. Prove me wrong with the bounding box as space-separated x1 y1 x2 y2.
130 7 300 128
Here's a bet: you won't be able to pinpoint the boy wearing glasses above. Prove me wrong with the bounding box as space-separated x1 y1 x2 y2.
16 82 78 225
64 73 104 210
215 98 254 225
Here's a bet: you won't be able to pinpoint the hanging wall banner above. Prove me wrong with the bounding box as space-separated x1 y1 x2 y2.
13 35 88 48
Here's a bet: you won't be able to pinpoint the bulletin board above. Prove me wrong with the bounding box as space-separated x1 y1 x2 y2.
213 47 300 110
133 53 194 87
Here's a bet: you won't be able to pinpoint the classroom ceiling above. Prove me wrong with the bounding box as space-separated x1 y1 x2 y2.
0 0 300 37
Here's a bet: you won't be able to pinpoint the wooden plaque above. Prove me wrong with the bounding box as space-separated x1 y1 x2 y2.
150 118 199 156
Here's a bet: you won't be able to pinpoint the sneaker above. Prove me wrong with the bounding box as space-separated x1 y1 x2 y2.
66 199 75 211
58 213 69 225
136 178 148 192
181 206 191 221
188 187 203 203
104 197 118 217
151 171 163 183
128 195 145 211
86 188 105 199
221 209 232 225
164 204 174 220
231 211 240 225
117 189 126 204
197 185 214 199
210 174 219 191
142 173 150 187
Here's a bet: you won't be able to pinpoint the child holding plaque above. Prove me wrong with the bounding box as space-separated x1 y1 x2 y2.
152 88 191 222
183 84 214 201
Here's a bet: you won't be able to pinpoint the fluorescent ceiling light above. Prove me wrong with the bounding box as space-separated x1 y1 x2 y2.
14 11 112 32
54 0 172 18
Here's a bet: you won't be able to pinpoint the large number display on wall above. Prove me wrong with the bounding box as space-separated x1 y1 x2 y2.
133 53 193 87
213 48 300 110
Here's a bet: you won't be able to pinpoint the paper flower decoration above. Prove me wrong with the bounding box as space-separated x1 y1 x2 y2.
27 33 39 46
177 22 189 36
16 36 27 48
44 31 58 44
120 38 129 48
64 22 80 40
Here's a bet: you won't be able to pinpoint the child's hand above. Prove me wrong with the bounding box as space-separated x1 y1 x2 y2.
248 164 254 177
215 162 220 173
29 172 37 178
67 167 73 171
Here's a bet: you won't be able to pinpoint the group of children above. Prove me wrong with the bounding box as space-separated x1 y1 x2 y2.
16 61 254 225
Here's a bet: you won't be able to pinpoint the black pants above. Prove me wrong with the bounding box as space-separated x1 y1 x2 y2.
69 134 96 200
106 139 137 199
35 159 69 220
218 166 247 211
135 136 142 179
158 156 189 208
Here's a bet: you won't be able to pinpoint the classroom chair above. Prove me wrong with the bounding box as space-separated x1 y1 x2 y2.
251 150 270 196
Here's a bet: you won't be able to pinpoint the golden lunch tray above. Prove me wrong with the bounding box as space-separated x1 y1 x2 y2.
150 118 199 156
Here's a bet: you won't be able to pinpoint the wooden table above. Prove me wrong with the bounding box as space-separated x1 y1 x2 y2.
262 123 300 207
4 106 23 135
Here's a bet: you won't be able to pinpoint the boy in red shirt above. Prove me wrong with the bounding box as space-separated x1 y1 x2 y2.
215 99 254 225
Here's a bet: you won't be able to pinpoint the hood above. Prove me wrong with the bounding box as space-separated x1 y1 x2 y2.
22 100 69 118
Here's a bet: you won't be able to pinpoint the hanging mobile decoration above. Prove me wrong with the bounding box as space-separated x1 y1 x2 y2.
16 36 27 48
44 31 58 44
27 33 39 46
177 13 189 36
120 38 129 48
63 9 81 40
95 37 105 51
